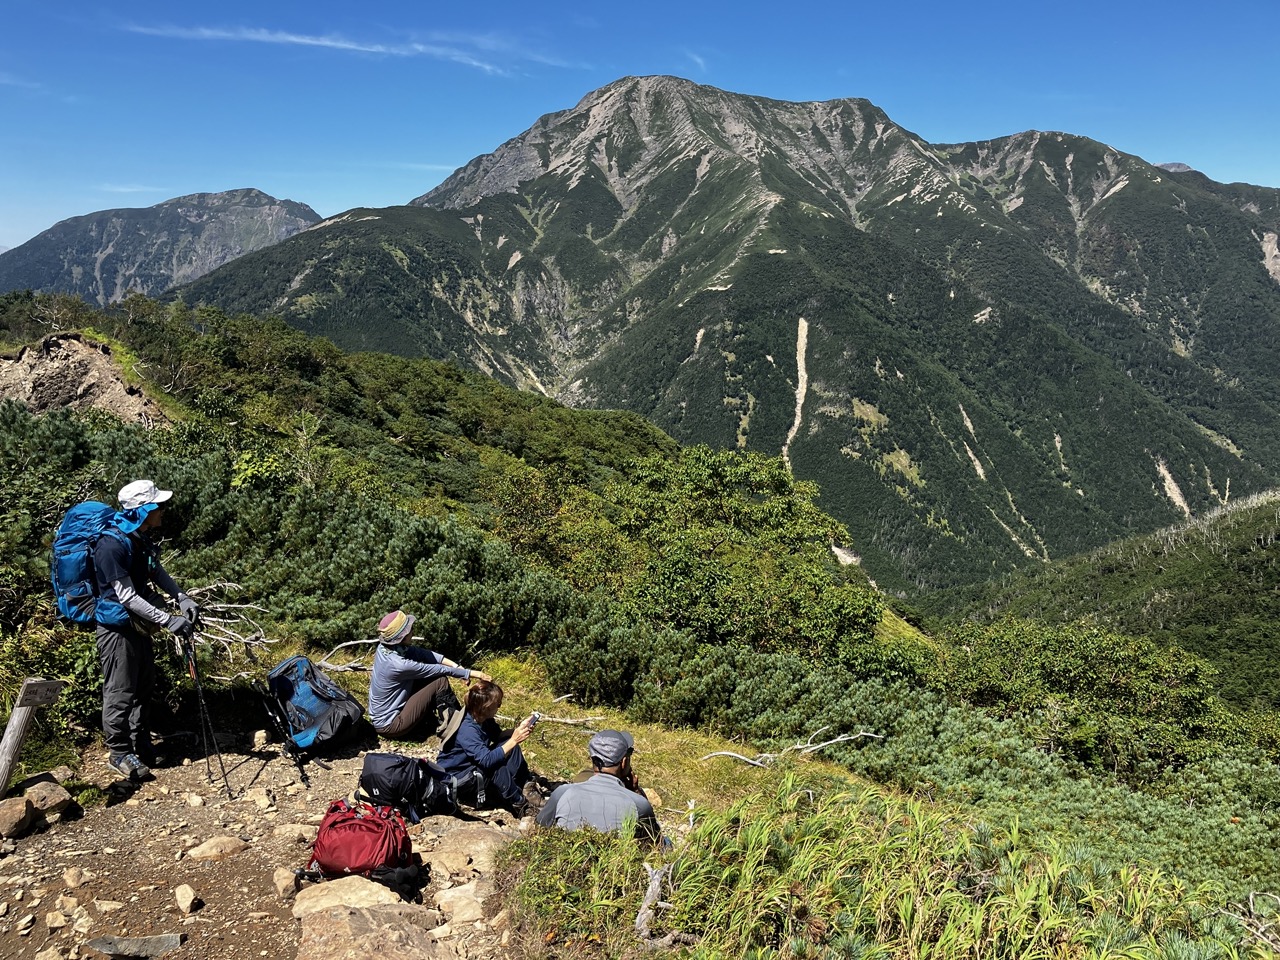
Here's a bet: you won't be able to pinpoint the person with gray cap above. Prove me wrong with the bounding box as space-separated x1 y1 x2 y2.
367 608 492 740
93 479 200 781
536 729 660 841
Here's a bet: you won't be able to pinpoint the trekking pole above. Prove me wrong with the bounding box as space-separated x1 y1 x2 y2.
182 613 233 799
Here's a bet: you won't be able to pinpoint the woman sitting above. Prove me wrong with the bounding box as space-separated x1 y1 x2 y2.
367 609 491 741
436 679 537 816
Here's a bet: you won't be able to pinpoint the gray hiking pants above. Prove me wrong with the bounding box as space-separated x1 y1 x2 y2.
96 623 155 756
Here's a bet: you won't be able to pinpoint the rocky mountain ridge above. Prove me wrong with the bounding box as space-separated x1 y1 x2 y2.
0 189 320 306
83 77 1280 591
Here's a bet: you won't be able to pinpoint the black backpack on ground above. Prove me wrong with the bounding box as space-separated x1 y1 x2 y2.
357 751 468 821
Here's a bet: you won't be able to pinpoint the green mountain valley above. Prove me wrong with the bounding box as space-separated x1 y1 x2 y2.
2 74 1279 957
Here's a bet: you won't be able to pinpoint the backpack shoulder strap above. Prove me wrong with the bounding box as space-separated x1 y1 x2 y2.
438 706 466 749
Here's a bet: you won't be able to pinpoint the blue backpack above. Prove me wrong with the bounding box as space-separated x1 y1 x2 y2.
265 655 364 753
50 501 127 626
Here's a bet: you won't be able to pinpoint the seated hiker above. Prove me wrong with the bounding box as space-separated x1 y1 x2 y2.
367 609 491 740
536 729 661 842
435 679 538 817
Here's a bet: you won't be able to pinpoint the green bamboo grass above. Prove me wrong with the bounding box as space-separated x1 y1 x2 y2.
505 776 1271 959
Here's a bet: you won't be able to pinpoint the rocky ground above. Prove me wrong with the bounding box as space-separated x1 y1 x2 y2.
0 727 543 960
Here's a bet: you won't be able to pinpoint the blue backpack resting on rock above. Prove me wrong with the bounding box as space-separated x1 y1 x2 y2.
50 501 127 626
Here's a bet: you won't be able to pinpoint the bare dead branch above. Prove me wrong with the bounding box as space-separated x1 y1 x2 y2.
314 638 380 673
699 727 882 766
635 863 697 949
495 713 606 727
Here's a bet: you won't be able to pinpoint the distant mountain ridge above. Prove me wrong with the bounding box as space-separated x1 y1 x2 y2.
0 188 320 305
168 77 1280 593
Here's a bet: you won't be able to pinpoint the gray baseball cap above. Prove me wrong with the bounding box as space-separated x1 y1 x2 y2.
588 729 635 765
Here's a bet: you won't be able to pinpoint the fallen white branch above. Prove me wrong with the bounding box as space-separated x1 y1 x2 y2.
700 726 882 766
635 863 696 949
495 713 606 727
316 638 379 672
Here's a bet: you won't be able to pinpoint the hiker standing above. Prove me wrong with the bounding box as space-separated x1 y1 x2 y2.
93 480 198 781
367 609 492 740
436 679 538 817
536 729 661 841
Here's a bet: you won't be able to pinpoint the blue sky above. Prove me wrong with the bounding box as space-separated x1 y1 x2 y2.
3 0 1278 250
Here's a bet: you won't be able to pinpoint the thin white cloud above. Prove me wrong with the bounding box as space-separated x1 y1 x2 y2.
684 50 708 73
123 24 574 75
0 72 42 90
99 184 170 194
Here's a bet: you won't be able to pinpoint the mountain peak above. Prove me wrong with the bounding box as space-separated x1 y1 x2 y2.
414 75 898 213
0 189 320 305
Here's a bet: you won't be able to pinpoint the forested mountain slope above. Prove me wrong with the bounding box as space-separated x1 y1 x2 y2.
1 295 1279 952
934 489 1280 711
180 77 1280 595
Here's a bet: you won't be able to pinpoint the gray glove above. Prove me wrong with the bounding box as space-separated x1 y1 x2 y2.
168 614 194 640
178 596 200 621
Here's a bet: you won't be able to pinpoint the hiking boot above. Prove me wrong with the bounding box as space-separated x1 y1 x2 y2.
134 739 158 769
521 781 546 813
107 752 152 781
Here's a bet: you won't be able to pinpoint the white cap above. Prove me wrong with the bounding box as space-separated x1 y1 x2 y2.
118 479 174 511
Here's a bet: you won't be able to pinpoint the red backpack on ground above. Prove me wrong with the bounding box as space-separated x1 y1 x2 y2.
307 798 412 878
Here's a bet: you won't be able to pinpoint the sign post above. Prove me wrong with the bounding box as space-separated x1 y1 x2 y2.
0 679 64 795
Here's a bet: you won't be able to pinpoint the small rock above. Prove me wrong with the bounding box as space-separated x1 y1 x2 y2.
46 909 68 929
84 934 184 957
186 794 205 807
490 907 510 931
431 826 505 874
35 946 64 960
243 787 274 810
174 884 201 915
0 901 8 917
292 875 402 918
185 836 249 861
63 866 92 889
56 894 79 912
252 730 270 750
434 881 484 924
25 782 73 818
273 868 300 900
71 905 93 934
272 823 318 843
17 912 35 929
94 899 125 913
0 797 36 839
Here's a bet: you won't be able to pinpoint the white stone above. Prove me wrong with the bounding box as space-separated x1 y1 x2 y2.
174 884 200 915
185 836 249 861
273 868 299 899
291 876 402 918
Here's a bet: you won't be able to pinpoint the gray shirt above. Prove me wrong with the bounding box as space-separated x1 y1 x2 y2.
536 773 660 841
366 643 470 730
